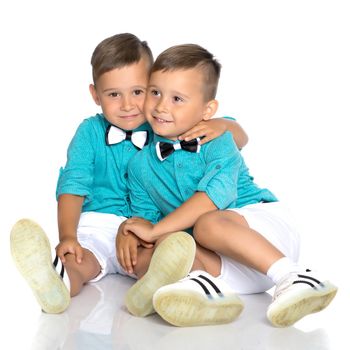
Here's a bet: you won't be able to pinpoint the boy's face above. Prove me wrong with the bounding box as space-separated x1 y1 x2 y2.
90 58 149 130
144 68 216 140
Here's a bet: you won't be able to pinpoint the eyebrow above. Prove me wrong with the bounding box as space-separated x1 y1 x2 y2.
102 85 147 93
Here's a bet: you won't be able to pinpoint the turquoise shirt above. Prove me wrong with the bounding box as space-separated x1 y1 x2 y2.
56 113 152 217
128 132 277 224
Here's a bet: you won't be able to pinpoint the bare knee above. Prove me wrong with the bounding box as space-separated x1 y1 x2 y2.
194 211 225 244
194 211 247 245
64 250 101 297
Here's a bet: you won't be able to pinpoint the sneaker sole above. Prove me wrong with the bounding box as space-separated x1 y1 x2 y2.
267 281 338 327
153 289 244 327
10 219 70 313
125 231 195 317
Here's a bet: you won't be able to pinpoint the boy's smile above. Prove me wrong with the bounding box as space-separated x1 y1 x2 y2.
90 58 149 130
145 68 216 140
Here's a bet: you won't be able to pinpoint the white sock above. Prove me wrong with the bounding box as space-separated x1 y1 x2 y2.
267 257 300 285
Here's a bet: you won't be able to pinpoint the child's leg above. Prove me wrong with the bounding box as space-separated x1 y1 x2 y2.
193 209 284 275
132 233 175 279
193 203 337 327
191 243 222 276
63 249 101 296
133 237 222 280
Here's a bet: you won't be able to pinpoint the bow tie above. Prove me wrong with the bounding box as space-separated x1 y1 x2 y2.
105 125 149 150
156 138 201 161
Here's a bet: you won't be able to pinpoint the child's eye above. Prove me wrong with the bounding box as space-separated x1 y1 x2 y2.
150 89 160 96
109 92 120 98
134 89 144 96
173 96 183 102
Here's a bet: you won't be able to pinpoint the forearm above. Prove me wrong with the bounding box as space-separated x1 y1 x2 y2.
225 119 249 150
57 193 85 241
152 192 217 238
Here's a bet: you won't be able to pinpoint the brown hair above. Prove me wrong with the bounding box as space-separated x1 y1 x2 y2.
91 33 154 84
151 44 221 101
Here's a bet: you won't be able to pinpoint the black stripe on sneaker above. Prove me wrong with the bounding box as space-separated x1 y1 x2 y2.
53 255 59 267
293 280 316 288
190 278 212 298
52 255 65 279
297 274 321 285
197 274 223 296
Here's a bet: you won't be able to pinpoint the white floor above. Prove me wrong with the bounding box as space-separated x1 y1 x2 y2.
3 269 345 350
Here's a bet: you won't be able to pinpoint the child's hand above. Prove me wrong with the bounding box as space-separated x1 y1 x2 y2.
116 232 153 274
116 232 139 274
178 119 226 145
56 238 84 264
122 217 156 242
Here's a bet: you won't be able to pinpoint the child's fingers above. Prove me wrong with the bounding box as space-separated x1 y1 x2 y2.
197 134 214 145
124 248 133 274
74 245 84 264
179 128 204 141
122 224 131 235
56 248 66 264
56 245 72 264
117 249 126 271
139 239 154 248
130 245 138 266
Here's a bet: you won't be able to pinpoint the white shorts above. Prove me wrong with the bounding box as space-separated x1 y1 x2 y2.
77 212 137 282
219 202 301 294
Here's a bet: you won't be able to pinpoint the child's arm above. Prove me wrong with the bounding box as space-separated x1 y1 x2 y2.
123 192 216 242
178 117 248 149
56 193 85 264
55 119 96 264
124 133 240 242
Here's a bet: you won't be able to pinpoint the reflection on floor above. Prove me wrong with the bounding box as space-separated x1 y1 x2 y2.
29 274 336 350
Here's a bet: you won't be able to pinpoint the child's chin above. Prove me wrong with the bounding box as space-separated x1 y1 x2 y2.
121 118 147 130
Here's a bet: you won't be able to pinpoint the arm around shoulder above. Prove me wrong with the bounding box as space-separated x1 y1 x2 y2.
222 117 249 150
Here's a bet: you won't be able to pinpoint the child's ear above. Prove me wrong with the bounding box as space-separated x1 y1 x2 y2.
89 84 101 106
202 99 219 121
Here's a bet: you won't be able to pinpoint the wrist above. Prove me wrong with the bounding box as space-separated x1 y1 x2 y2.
151 223 163 241
59 230 77 242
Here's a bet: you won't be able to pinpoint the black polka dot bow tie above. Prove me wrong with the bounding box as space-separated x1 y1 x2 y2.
156 138 201 161
105 125 149 150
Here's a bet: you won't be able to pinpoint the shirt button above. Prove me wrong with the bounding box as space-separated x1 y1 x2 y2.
126 196 130 202
124 173 128 178
215 165 221 169
177 163 183 168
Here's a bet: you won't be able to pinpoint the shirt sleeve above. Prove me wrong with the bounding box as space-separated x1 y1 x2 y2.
127 155 162 224
197 132 241 209
56 119 95 200
222 115 236 121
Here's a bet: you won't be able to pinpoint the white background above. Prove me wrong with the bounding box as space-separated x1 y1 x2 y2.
1 0 349 348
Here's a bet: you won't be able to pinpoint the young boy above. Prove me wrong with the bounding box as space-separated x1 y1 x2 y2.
10 33 248 314
120 43 338 327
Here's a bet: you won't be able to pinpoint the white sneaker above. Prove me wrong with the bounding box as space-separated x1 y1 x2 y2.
153 270 244 327
10 219 70 313
125 231 196 317
267 269 338 327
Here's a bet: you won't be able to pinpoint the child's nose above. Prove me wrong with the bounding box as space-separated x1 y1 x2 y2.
121 96 133 111
155 98 168 113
